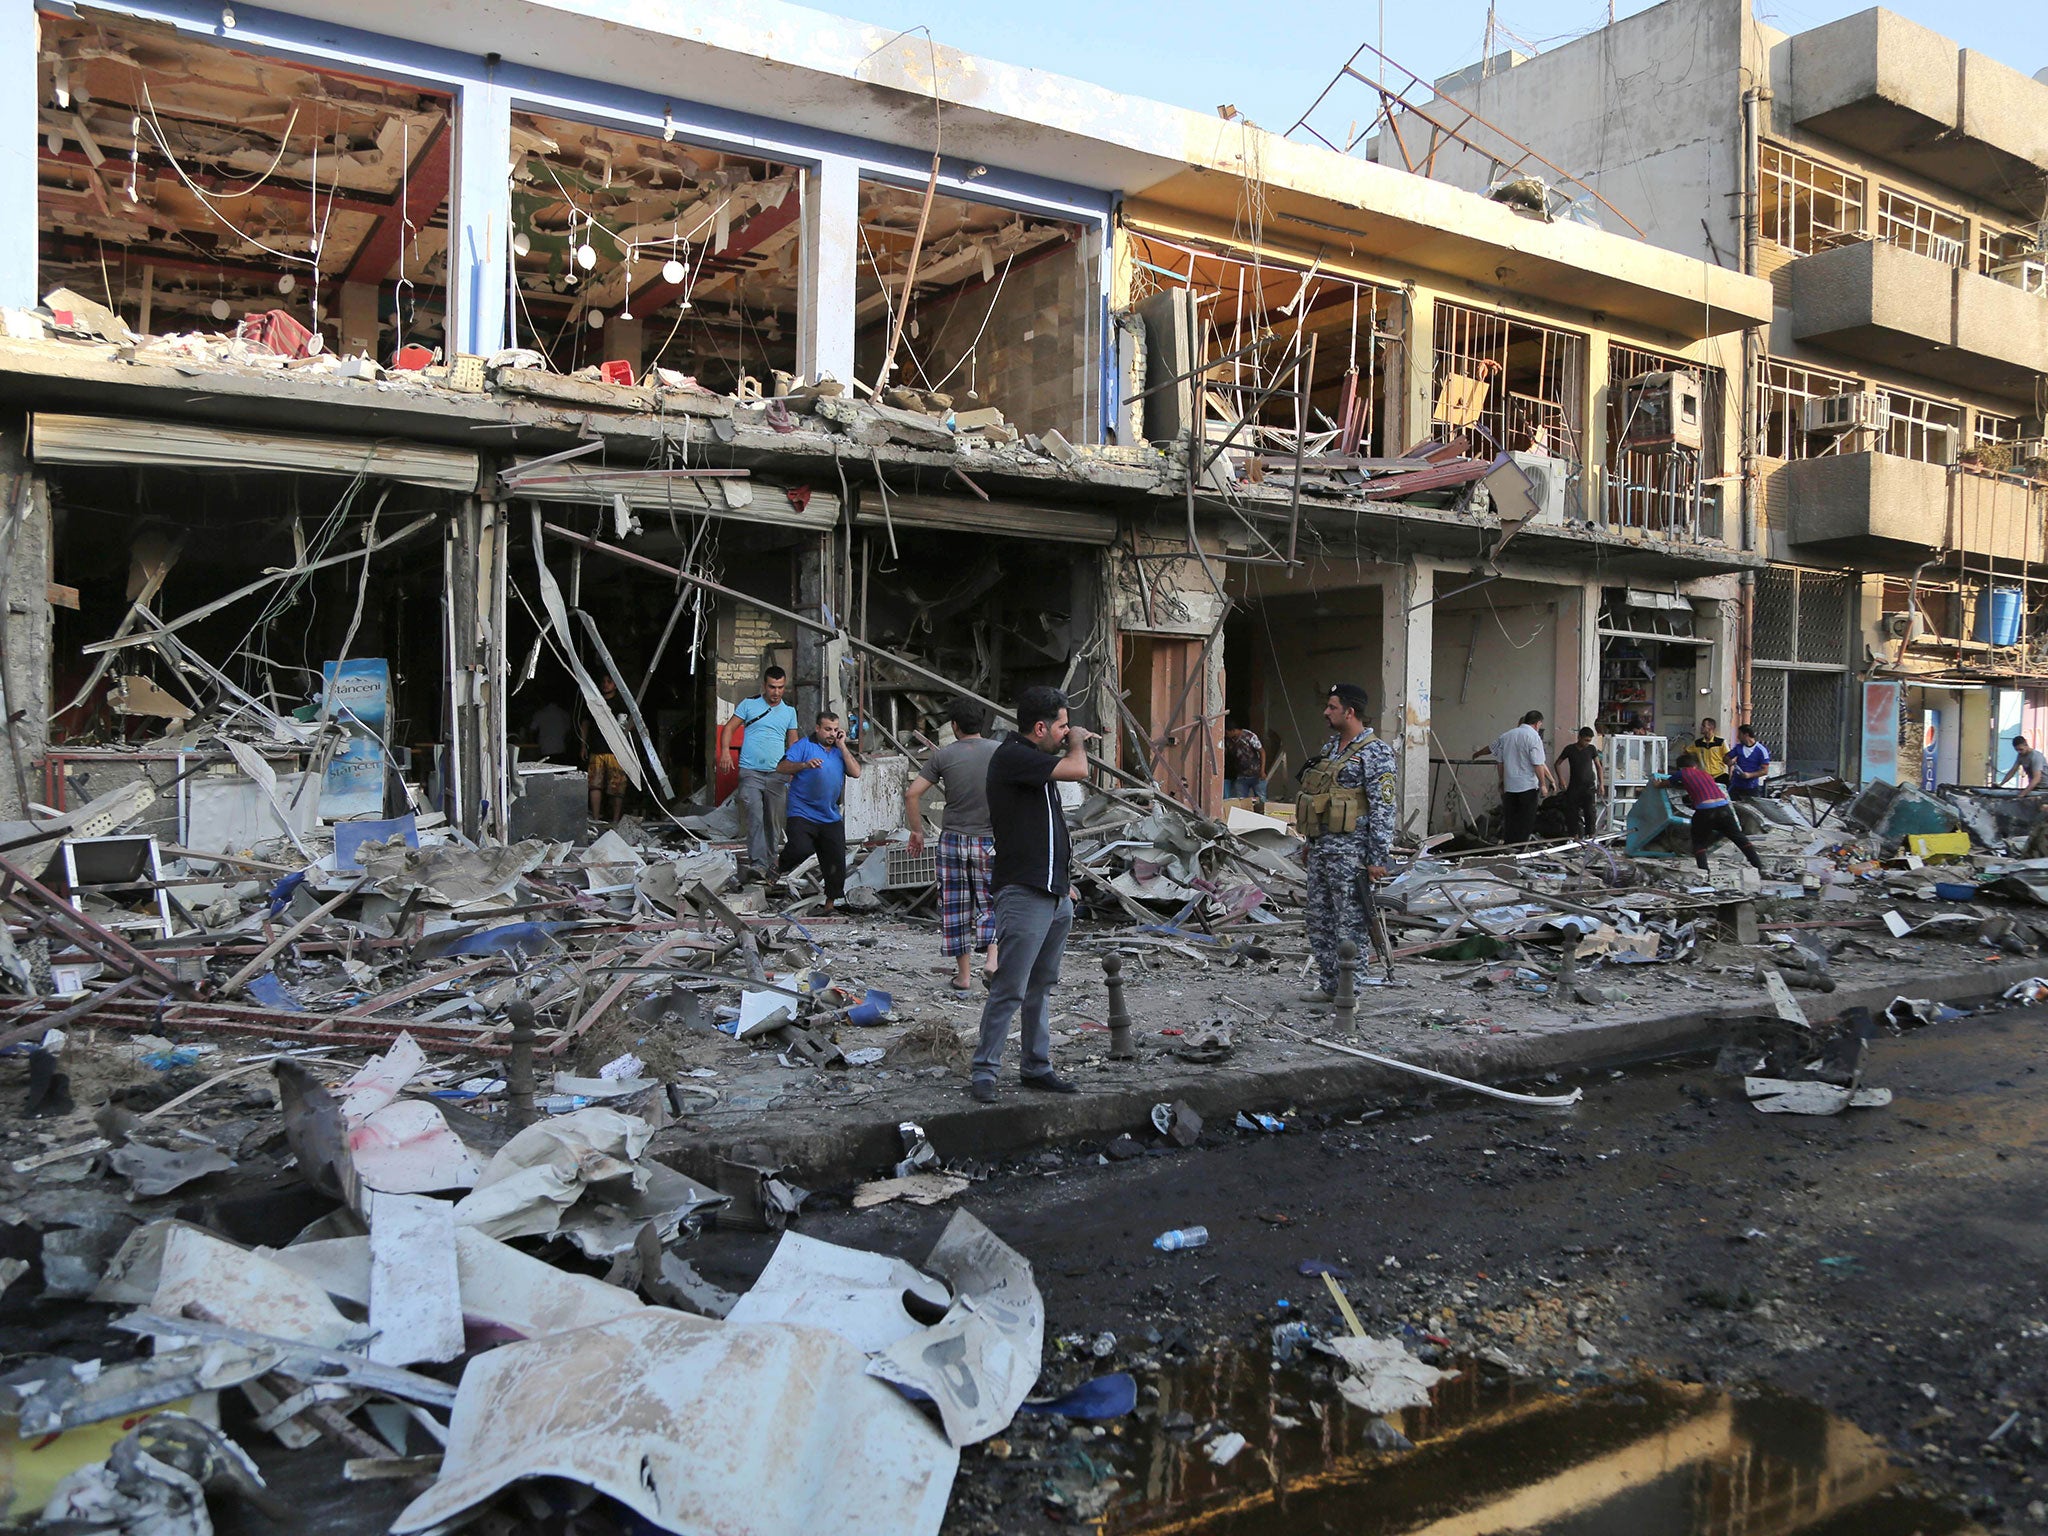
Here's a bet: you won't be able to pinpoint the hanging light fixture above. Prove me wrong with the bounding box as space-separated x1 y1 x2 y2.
277 272 296 294
588 308 605 328
511 231 531 258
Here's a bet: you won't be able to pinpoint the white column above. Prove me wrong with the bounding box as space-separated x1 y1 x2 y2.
450 75 511 358
0 2 39 309
1381 563 1434 837
797 154 859 387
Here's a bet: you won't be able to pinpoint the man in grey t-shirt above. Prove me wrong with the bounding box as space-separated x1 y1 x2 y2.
906 699 1002 991
1999 734 2048 793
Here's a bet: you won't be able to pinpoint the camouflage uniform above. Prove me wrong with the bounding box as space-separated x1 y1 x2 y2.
1304 729 1399 994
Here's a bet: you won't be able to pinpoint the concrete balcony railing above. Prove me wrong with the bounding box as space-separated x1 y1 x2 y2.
1788 9 2048 220
1777 453 2046 564
1788 240 2048 400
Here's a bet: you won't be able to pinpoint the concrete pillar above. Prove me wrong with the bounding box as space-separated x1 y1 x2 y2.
338 282 380 360
0 431 51 820
602 316 645 375
794 535 828 727
1380 562 1433 838
797 154 859 387
451 74 512 358
1400 289 1435 455
1583 322 1610 526
0 4 35 310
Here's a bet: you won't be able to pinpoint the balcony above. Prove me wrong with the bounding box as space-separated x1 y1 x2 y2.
1788 9 2048 220
1788 240 2048 400
1778 452 2044 564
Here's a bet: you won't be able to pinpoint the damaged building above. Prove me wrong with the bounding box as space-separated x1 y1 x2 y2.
0 0 1768 847
1372 0 2048 785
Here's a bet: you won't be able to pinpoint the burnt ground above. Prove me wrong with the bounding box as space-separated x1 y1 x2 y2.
774 1002 2048 1532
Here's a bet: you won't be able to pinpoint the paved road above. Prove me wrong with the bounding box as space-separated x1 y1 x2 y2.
791 1004 2048 1531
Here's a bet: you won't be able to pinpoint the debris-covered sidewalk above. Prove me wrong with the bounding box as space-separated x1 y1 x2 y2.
9 737 2048 1529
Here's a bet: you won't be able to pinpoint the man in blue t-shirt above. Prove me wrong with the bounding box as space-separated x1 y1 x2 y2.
776 710 861 906
733 667 799 882
1729 723 1772 799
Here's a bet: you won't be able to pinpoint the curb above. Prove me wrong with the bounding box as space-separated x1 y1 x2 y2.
649 956 2045 1188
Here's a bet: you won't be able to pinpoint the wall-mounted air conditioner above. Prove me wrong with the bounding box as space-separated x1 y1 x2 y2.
1507 451 1572 525
1804 392 1887 435
1620 370 1704 453
1880 609 1927 641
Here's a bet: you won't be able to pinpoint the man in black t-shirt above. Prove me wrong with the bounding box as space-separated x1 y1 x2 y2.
1555 726 1604 838
970 685 1096 1104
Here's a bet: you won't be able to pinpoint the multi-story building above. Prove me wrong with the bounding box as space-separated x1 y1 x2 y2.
1378 0 2048 786
0 0 1769 842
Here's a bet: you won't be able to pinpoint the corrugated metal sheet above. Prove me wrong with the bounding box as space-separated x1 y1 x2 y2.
853 492 1118 544
510 463 840 532
31 413 481 492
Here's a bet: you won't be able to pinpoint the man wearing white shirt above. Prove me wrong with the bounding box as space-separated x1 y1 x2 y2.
1482 709 1556 845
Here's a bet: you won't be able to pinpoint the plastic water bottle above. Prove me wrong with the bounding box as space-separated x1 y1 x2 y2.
1154 1226 1209 1252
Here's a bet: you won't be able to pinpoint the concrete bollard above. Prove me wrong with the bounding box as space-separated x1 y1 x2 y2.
506 1000 538 1130
1104 952 1136 1060
1334 939 1359 1031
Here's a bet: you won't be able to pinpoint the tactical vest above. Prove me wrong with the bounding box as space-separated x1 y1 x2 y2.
1296 733 1374 840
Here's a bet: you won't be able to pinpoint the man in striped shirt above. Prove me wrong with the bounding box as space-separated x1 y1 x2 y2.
1665 752 1764 874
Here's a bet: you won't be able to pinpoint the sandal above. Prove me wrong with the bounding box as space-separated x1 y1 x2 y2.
947 978 975 993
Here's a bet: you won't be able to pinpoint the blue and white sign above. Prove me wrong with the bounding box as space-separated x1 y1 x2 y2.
320 658 390 820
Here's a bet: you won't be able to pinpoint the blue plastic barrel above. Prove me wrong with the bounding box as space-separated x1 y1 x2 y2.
1975 587 2024 647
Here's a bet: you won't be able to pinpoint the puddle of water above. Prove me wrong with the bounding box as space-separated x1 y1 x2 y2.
1094 1343 1973 1536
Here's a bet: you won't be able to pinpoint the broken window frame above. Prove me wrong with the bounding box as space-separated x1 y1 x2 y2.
1758 145 1865 256
1431 301 1587 482
1750 567 1854 776
1120 228 1404 464
1875 187 1967 267
1882 388 1963 465
1604 343 1727 541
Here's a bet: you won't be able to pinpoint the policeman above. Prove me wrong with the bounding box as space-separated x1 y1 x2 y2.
1297 682 1398 1003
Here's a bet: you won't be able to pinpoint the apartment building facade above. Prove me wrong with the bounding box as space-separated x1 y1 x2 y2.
0 0 1768 839
1390 0 2048 786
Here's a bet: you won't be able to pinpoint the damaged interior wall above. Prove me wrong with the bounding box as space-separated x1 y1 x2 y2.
852 181 1090 436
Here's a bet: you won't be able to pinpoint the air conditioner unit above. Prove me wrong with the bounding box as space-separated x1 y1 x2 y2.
2011 437 2048 464
1880 610 1927 641
1620 370 1704 453
1804 392 1887 436
1505 451 1572 525
1990 256 2048 295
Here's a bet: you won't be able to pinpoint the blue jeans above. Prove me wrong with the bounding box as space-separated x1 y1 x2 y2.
972 888 1073 1083
1226 775 1267 799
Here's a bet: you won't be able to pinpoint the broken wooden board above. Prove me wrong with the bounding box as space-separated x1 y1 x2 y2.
491 366 653 413
1758 967 1809 1027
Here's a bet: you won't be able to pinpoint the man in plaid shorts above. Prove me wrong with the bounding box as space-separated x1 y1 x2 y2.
905 699 1001 992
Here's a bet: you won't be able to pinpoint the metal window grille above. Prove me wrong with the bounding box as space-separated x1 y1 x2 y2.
1753 568 1798 662
1758 144 1865 255
1794 573 1854 664
1431 302 1587 488
1876 188 1967 267
1606 343 1726 538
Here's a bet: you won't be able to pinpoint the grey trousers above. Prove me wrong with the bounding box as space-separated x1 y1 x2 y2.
972 887 1074 1083
737 768 787 876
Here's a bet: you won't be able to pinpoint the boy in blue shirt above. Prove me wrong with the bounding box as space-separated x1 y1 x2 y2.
1728 724 1771 798
777 710 861 906
733 667 799 882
